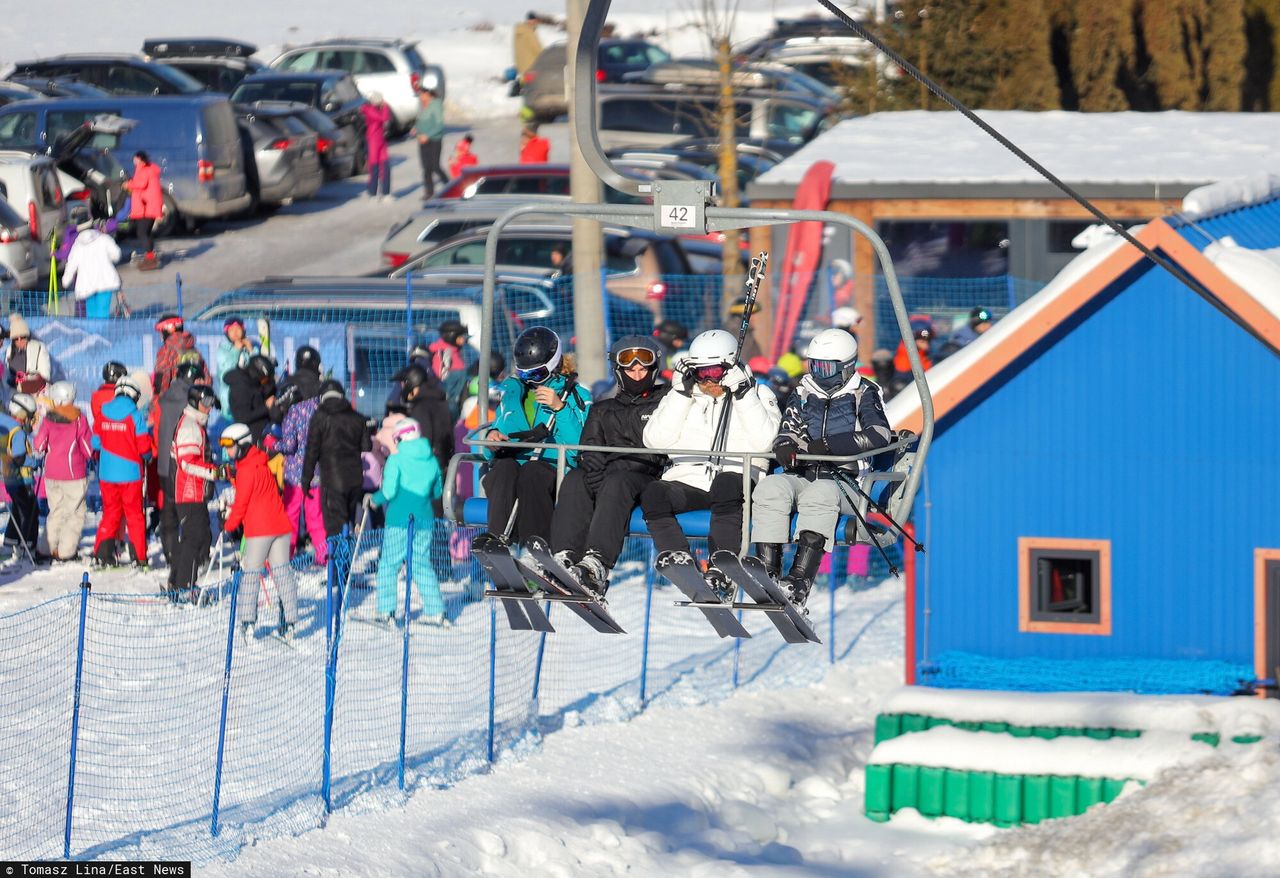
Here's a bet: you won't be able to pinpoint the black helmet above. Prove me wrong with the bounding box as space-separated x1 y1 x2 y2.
439 319 468 345
154 314 183 336
969 306 993 327
654 319 689 346
513 326 561 384
188 384 220 409
102 361 127 384
246 354 275 384
610 335 661 394
175 360 203 383
395 363 430 390
319 378 345 402
295 345 321 373
408 343 431 361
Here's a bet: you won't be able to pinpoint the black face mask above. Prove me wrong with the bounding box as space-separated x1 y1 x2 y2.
616 366 656 395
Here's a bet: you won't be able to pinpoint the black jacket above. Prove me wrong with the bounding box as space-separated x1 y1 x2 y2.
405 377 454 473
302 397 372 492
156 377 191 477
225 367 275 439
579 383 670 490
279 368 322 403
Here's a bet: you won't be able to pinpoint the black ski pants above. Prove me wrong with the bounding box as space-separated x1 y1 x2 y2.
550 468 654 568
171 502 211 591
4 481 38 550
159 472 179 576
483 457 556 545
321 484 364 541
418 139 448 197
640 471 748 557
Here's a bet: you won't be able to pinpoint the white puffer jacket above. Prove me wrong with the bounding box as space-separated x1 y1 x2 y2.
642 381 781 492
61 229 122 298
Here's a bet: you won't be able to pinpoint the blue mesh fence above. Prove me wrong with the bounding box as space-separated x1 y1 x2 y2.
0 518 906 863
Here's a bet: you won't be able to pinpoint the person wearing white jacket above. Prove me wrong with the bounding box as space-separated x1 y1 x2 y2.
61 228 122 319
640 329 781 582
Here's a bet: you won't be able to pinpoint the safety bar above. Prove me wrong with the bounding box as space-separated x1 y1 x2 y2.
443 432 919 551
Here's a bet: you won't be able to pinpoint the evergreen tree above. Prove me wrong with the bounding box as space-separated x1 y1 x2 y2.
1243 0 1280 110
1136 0 1245 109
1054 0 1135 111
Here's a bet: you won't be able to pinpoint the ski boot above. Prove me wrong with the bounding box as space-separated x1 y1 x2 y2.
279 621 297 642
418 613 453 628
755 543 783 579
572 552 610 602
138 251 161 272
781 530 826 610
239 621 254 645
373 612 395 628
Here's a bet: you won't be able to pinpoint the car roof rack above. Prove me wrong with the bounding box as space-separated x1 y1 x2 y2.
142 38 258 59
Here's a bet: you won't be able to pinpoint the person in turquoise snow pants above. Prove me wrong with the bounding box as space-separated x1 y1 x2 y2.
369 418 447 626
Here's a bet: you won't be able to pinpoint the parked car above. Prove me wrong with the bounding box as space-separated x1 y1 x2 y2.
0 151 68 275
630 58 841 103
521 39 670 122
390 222 694 319
0 194 38 289
670 136 794 162
142 38 265 93
0 97 251 234
193 277 551 415
6 77 110 99
608 147 775 195
235 102 324 210
0 82 41 109
6 54 206 96
292 105 359 179
429 162 666 203
269 39 444 134
594 83 839 149
33 113 135 224
381 196 566 270
230 72 366 173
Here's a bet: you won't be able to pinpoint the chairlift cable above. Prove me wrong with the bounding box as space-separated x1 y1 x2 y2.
810 0 1228 311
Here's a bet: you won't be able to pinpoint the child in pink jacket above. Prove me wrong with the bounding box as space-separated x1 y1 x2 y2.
32 382 93 561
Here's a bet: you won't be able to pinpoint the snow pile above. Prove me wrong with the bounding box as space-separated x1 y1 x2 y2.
929 742 1280 878
880 686 1280 739
1182 173 1280 218
1203 237 1280 321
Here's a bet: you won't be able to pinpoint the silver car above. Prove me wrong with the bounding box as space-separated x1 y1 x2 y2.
381 195 564 272
236 101 324 209
0 195 36 289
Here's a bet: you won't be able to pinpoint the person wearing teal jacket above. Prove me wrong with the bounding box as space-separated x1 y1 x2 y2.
370 419 447 626
479 327 590 547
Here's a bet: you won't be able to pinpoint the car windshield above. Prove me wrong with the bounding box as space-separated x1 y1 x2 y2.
149 62 207 94
231 80 320 106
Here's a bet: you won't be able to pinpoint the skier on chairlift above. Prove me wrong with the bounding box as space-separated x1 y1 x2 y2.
750 328 891 607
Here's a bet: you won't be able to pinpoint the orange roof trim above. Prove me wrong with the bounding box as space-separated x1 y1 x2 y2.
897 219 1280 433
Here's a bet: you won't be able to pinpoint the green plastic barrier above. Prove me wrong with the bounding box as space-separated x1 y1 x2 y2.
891 764 919 812
865 764 891 820
944 769 969 821
981 721 1008 734
1022 775 1049 824
1232 734 1262 744
875 714 902 744
1049 775 1076 818
1102 778 1127 802
1077 775 1103 810
969 771 995 823
994 774 1022 826
918 767 944 816
1031 726 1057 740
1007 725 1033 737
902 714 929 734
1085 727 1112 740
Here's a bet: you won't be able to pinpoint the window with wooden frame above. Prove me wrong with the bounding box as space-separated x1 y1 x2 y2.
1018 538 1112 635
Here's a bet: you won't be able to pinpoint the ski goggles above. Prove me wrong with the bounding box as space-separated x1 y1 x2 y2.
692 363 729 383
614 347 658 368
515 365 553 384
808 359 842 380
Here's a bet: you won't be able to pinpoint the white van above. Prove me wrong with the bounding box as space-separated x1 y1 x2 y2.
0 151 68 277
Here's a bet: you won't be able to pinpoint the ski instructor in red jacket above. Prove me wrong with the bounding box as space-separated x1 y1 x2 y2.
124 151 164 271
221 423 299 643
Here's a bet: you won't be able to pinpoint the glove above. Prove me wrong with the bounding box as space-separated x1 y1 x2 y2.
362 494 375 509
510 424 550 444
215 463 233 481
674 362 697 397
807 438 830 457
720 363 753 396
774 438 800 470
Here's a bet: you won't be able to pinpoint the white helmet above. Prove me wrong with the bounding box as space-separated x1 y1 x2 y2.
114 377 141 402
220 422 253 455
832 306 862 330
805 329 859 392
49 381 75 406
8 393 36 419
686 329 737 366
393 418 421 444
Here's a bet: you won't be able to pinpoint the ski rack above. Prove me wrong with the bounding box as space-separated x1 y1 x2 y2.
473 0 934 534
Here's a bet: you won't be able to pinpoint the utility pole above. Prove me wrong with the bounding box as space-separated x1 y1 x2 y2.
566 0 606 385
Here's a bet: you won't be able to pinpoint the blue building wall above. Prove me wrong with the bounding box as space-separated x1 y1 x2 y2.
917 260 1280 690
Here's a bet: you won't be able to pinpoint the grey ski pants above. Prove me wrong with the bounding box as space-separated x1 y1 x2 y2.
45 478 87 560
237 533 298 626
751 473 854 551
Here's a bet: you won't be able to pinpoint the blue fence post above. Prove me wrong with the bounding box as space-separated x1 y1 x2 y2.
639 559 655 705
323 529 350 814
486 602 497 764
325 540 335 658
211 566 242 838
732 606 743 689
398 517 413 792
175 273 184 318
63 573 91 860
530 606 550 707
405 270 413 353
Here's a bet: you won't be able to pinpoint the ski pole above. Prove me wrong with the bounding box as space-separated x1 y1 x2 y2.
831 471 900 577
342 502 371 595
709 252 768 473
832 468 924 553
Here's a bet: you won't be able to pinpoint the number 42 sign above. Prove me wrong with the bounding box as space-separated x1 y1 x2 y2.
661 205 697 229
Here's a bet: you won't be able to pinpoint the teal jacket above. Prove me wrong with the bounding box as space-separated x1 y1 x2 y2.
372 436 441 526
483 374 590 467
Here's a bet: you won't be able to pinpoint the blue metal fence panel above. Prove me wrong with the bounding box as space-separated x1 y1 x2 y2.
919 262 1280 678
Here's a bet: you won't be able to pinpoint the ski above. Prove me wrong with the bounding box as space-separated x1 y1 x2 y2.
472 539 555 633
523 537 625 635
656 553 751 640
257 316 272 361
712 550 819 644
